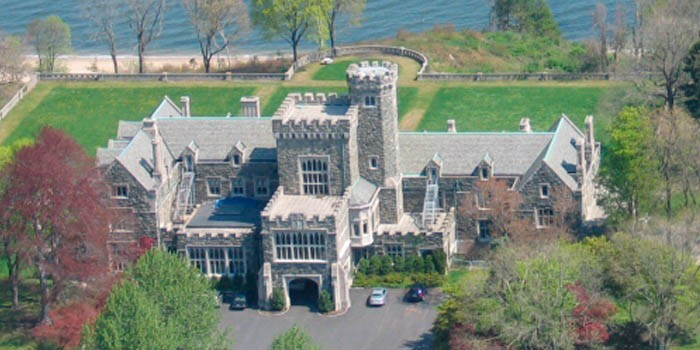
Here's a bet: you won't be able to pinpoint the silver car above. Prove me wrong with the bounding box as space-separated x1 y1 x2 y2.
367 288 388 307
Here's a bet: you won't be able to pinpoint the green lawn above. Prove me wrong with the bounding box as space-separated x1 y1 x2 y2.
4 84 255 155
419 86 608 132
398 87 419 121
312 57 385 81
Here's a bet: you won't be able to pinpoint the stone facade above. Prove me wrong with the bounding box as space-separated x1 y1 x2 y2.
98 60 602 312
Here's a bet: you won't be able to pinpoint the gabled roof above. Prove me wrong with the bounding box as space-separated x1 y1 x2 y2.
117 121 142 140
541 115 584 190
150 96 182 119
399 132 554 176
114 130 157 189
156 117 276 161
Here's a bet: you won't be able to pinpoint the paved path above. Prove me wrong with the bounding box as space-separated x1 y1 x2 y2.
221 288 442 350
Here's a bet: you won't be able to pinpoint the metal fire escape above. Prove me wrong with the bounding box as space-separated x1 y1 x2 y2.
173 170 195 221
422 167 439 227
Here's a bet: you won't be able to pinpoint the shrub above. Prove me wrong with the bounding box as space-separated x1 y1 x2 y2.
409 255 425 273
433 250 447 274
270 288 286 311
380 255 394 275
424 255 437 274
393 256 405 273
318 290 334 313
357 258 371 275
412 273 445 287
369 255 383 275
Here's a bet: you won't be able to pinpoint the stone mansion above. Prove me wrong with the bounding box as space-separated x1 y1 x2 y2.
98 61 602 311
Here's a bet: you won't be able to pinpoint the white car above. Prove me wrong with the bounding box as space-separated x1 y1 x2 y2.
320 57 334 65
367 288 388 307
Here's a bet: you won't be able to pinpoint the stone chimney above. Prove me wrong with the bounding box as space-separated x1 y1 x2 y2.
576 138 587 185
180 96 191 117
519 118 532 133
584 115 595 144
447 119 457 133
241 96 261 118
142 118 165 185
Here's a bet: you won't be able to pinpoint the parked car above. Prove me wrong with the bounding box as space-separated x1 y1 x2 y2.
220 291 236 304
320 57 334 65
405 283 427 302
367 288 388 307
229 293 247 310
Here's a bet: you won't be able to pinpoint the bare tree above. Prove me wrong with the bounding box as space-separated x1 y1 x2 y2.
611 3 627 64
639 0 700 110
631 0 654 57
318 0 366 53
592 2 609 72
183 0 250 73
125 0 167 73
83 0 122 73
0 32 25 82
27 16 72 73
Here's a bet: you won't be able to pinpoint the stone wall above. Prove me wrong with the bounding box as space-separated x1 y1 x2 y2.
190 161 278 205
39 72 289 82
175 230 260 275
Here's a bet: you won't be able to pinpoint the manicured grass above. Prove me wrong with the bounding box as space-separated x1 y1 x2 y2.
313 57 385 81
398 87 419 120
419 86 607 132
4 84 255 155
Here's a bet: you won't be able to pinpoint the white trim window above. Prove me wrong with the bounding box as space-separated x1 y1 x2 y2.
188 247 207 274
385 244 403 258
300 157 329 195
207 177 222 197
208 248 226 275
274 231 326 261
255 178 269 197
540 184 550 198
479 167 490 181
228 247 245 275
536 207 554 228
230 177 245 196
111 184 129 198
231 153 242 168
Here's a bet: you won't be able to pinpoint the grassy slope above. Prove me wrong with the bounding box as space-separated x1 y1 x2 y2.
419 85 607 132
4 83 255 155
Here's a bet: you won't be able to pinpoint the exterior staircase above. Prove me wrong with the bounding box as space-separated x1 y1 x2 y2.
422 181 439 227
173 171 195 221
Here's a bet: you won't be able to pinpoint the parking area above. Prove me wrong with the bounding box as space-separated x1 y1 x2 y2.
221 288 442 350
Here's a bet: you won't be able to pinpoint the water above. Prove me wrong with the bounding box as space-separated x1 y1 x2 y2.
0 0 635 56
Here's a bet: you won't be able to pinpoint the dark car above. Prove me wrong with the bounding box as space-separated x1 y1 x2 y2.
405 283 427 302
228 293 247 310
220 291 236 304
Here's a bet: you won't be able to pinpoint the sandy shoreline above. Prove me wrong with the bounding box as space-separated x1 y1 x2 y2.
23 53 289 74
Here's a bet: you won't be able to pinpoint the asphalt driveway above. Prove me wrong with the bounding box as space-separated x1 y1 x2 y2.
221 288 442 350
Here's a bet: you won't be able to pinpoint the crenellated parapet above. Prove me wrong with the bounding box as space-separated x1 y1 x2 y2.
346 61 399 91
272 92 358 139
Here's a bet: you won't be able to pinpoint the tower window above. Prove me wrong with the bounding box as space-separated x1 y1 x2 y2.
300 157 330 195
364 96 376 106
369 156 379 169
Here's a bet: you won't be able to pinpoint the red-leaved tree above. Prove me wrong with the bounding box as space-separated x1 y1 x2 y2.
0 127 113 327
566 281 617 347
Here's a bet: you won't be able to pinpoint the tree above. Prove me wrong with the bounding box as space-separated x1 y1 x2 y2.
27 15 72 73
592 2 609 72
0 32 25 82
125 0 167 73
489 0 561 40
611 3 627 64
638 0 700 110
317 0 365 52
252 0 320 61
598 233 700 349
460 178 527 242
85 249 226 349
83 0 123 73
598 107 659 223
184 0 250 73
0 127 111 324
682 40 700 119
271 324 320 350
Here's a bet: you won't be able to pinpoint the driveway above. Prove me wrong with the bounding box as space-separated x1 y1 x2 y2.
221 288 442 350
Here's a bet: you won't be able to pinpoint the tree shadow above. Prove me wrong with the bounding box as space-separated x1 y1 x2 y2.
403 331 433 350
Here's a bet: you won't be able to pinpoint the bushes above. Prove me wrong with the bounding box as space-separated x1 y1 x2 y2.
270 288 286 311
353 252 446 288
318 290 334 313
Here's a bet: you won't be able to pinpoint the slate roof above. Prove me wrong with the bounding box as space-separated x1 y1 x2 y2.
541 116 584 190
186 197 264 229
156 117 276 161
350 177 378 206
114 130 157 189
117 121 141 139
398 132 554 176
150 95 182 118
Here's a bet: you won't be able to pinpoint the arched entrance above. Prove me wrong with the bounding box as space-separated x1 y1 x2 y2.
288 278 319 311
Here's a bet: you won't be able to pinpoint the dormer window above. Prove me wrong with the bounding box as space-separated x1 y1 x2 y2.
364 96 376 106
232 154 241 167
480 167 490 180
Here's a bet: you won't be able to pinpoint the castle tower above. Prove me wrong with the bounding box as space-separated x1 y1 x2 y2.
347 61 403 224
347 61 400 186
